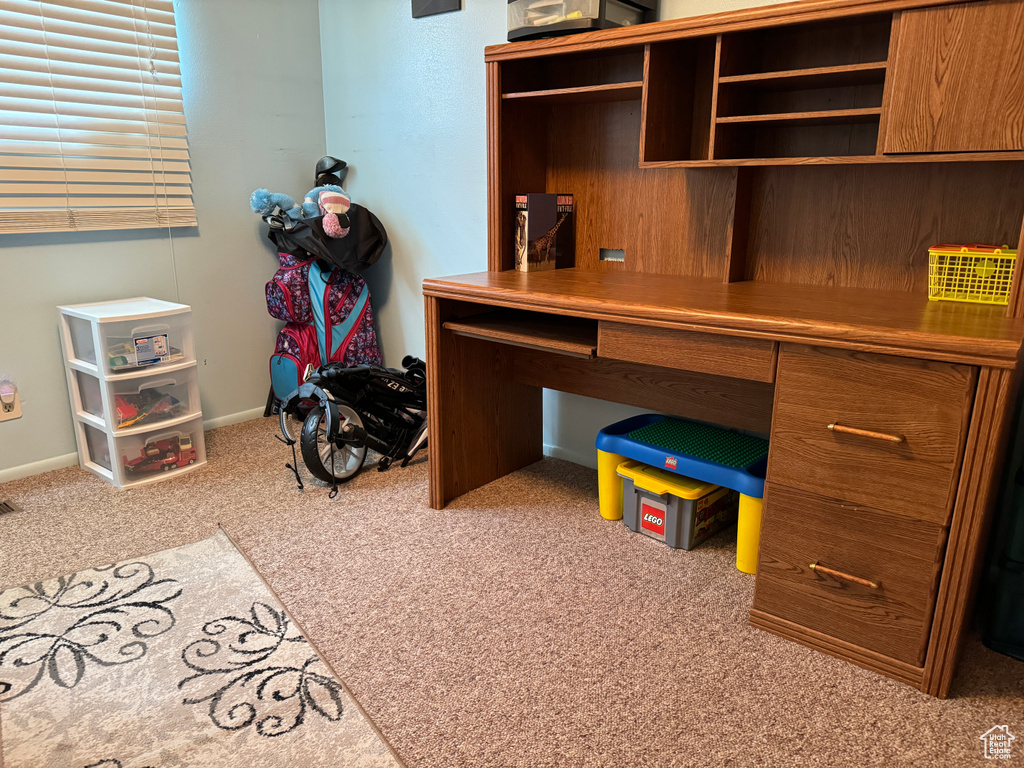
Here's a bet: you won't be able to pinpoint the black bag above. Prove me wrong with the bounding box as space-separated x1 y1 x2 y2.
266 203 387 273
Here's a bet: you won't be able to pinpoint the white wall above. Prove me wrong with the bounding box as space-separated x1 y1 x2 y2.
0 0 327 479
318 0 779 469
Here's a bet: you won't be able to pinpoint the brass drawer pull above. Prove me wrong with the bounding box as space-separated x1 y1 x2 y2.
809 561 880 589
827 422 904 444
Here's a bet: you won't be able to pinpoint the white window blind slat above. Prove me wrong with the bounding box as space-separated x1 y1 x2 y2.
0 38 182 76
0 0 195 233
0 53 182 89
0 66 182 101
0 139 190 161
0 126 189 150
1 10 180 52
2 196 193 208
2 169 192 184
0 109 189 137
0 81 186 115
1 95 187 125
0 207 193 233
4 0 178 39
0 22 180 63
0 154 191 173
0 187 193 200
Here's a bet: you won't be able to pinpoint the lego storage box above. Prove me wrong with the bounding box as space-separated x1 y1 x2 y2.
617 460 739 550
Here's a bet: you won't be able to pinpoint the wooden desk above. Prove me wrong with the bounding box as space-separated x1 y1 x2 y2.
423 0 1024 697
423 270 1024 697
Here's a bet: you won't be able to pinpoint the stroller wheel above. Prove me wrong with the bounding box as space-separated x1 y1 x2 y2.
300 404 367 484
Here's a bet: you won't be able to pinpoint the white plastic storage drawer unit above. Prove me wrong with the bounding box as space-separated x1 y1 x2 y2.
59 297 206 488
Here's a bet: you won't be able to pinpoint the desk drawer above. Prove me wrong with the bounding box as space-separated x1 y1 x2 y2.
598 322 777 382
769 345 975 525
753 484 947 666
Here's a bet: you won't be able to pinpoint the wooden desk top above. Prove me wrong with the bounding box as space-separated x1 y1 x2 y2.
423 269 1024 368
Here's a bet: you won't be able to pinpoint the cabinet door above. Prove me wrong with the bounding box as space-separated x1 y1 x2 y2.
883 0 1024 153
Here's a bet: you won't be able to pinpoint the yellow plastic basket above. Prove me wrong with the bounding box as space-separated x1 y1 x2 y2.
928 244 1017 305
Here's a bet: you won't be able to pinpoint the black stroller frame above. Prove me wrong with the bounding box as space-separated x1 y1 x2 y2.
277 356 428 495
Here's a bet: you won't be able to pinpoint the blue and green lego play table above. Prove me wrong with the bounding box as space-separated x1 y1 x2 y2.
595 414 769 573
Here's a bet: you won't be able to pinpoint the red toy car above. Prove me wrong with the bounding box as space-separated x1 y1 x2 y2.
123 435 196 474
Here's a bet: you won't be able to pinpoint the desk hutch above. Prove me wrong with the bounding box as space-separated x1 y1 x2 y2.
422 0 1024 697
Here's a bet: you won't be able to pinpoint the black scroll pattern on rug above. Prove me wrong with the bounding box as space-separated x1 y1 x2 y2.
0 562 182 701
178 601 345 737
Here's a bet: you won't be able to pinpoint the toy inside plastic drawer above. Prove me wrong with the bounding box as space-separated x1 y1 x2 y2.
109 369 199 430
102 317 193 373
117 417 205 481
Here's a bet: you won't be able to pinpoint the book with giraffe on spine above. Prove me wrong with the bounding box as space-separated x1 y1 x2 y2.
514 193 574 272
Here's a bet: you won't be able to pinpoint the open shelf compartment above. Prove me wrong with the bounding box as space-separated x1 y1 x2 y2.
501 46 645 95
443 308 598 358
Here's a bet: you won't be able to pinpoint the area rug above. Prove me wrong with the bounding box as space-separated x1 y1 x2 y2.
0 530 403 768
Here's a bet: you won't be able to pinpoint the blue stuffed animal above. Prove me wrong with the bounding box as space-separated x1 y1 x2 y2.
250 184 352 238
249 188 305 231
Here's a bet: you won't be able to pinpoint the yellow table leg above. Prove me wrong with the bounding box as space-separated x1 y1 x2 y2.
597 449 628 520
736 494 763 574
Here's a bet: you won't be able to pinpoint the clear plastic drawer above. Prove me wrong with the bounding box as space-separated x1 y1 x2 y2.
61 303 194 373
109 369 199 430
100 314 194 373
117 417 206 483
79 421 112 472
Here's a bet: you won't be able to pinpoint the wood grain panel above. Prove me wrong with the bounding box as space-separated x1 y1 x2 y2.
641 37 717 162
598 320 776 382
640 150 1024 167
746 162 1024 292
749 610 926 687
883 0 1024 153
1009 214 1024 318
445 310 597 358
503 82 643 105
487 62 503 272
752 483 947 665
497 98 549 273
485 0 961 63
500 48 645 93
423 270 1024 368
769 344 975 524
724 167 752 281
923 366 1018 697
425 297 544 509
718 13 891 75
546 101 735 278
511 346 775 435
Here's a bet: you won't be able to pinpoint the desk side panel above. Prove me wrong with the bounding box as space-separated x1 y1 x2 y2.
426 296 544 509
923 365 1019 697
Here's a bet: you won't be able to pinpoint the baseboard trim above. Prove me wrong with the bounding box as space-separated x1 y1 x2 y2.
0 408 268 485
203 407 266 431
543 443 597 470
0 452 80 484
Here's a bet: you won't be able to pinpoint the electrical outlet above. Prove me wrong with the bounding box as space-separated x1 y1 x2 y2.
0 380 22 422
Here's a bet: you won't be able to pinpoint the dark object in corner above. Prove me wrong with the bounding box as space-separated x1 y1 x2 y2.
508 0 657 42
413 0 461 18
315 156 348 187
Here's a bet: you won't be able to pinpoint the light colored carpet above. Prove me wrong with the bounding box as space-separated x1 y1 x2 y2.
1 417 1022 767
0 531 401 768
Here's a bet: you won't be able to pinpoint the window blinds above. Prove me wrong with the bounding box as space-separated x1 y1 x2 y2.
0 0 196 233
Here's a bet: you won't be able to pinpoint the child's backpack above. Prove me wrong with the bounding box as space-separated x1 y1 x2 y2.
267 255 382 401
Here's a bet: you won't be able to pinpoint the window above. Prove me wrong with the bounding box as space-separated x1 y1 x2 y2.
0 0 195 234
